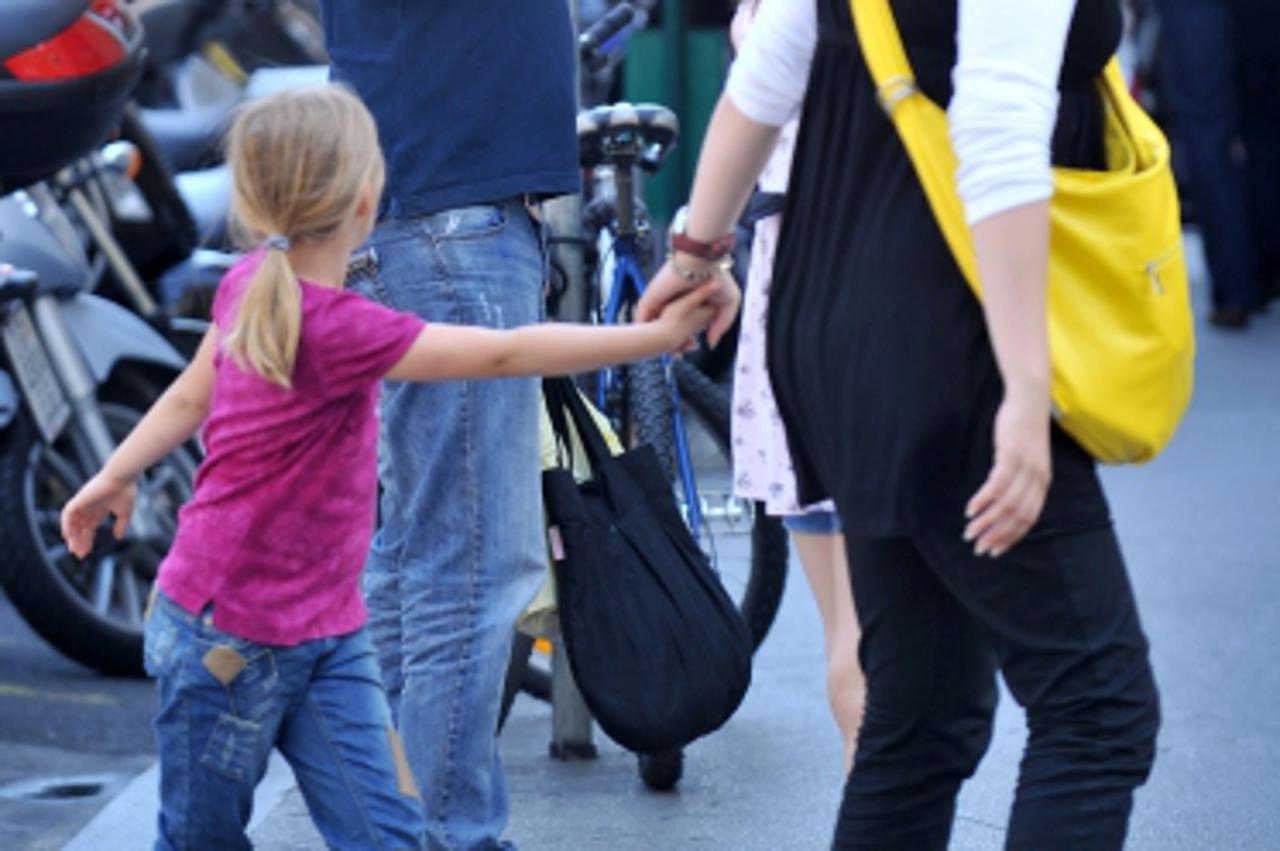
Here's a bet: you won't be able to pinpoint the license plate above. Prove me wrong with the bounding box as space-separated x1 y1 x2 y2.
1 303 70 444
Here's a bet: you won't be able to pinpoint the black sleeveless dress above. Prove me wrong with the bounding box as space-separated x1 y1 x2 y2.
768 0 1123 536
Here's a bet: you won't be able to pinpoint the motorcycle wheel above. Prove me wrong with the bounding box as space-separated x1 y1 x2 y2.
0 372 198 676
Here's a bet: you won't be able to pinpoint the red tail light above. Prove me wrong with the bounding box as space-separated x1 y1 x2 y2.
4 2 129 82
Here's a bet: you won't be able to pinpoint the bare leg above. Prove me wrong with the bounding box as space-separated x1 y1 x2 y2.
793 531 865 773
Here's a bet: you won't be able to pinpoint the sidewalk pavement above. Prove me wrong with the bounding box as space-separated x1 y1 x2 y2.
66 236 1280 849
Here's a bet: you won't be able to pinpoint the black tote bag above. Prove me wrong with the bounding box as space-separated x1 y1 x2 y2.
541 376 753 754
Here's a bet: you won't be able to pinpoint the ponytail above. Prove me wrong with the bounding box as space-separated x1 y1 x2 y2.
221 84 385 387
224 248 303 388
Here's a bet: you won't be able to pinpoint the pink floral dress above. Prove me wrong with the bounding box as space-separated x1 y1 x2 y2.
730 119 834 518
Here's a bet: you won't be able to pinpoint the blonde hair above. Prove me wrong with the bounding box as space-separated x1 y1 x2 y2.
223 83 385 387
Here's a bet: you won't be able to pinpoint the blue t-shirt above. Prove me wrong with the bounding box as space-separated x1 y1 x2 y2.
319 1 581 218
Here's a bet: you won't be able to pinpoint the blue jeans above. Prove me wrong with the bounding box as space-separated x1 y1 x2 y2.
143 594 425 850
1157 0 1260 310
352 199 547 851
1231 0 1280 285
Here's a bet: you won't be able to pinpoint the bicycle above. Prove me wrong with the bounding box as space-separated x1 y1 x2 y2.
501 95 790 790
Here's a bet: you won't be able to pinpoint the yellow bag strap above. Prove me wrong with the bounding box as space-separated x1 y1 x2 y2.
848 0 1129 298
849 0 980 291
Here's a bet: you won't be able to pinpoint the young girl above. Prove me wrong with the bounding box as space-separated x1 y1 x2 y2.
60 85 714 850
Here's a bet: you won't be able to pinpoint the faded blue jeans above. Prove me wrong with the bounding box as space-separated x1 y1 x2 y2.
1156 0 1260 310
351 198 547 851
143 593 425 850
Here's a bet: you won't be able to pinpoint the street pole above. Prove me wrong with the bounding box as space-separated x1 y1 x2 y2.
544 0 587 325
545 0 597 761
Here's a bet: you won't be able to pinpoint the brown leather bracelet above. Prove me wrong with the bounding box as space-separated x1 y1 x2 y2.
670 229 735 261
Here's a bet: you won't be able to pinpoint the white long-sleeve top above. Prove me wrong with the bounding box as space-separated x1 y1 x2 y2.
725 0 1078 225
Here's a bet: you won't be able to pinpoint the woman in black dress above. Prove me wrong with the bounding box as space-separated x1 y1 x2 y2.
641 0 1161 848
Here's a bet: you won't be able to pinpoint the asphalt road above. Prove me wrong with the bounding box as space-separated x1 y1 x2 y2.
0 594 154 851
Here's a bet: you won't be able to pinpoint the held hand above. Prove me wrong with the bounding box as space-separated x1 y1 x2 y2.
638 259 741 348
964 392 1052 558
655 281 721 352
61 472 137 559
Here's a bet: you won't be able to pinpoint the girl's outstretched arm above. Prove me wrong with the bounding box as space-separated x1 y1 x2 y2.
386 282 718 383
61 326 218 557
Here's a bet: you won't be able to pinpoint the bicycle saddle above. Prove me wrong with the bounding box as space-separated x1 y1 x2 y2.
0 0 86 62
577 102 679 169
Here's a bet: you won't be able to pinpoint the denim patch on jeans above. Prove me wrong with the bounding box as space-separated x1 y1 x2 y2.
143 594 425 850
350 198 548 851
781 508 842 536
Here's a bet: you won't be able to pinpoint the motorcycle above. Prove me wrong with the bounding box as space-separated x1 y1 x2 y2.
0 0 199 676
108 1 330 314
132 0 327 174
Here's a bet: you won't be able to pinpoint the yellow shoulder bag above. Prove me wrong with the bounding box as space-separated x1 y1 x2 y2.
850 0 1195 463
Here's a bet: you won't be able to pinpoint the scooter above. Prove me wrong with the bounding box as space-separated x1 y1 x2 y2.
112 1 330 313
0 0 198 677
133 0 327 174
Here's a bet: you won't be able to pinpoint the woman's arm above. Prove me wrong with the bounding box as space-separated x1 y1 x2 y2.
62 326 218 557
952 0 1077 557
636 0 816 339
963 203 1053 557
386 283 718 383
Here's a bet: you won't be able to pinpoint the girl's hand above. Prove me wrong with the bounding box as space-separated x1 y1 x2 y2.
964 391 1052 558
654 280 722 351
639 260 741 348
61 473 137 559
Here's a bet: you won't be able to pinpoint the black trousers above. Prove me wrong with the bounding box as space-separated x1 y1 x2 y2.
833 521 1160 850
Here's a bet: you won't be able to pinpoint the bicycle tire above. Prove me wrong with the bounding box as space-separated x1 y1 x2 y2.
497 632 535 733
628 358 788 650
629 359 675 478
498 634 552 732
637 749 684 791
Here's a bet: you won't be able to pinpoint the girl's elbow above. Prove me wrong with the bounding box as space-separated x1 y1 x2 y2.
172 390 212 420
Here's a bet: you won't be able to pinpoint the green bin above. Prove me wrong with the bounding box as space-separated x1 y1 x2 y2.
622 24 729 227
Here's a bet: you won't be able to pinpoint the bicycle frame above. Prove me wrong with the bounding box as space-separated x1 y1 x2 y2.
594 232 706 538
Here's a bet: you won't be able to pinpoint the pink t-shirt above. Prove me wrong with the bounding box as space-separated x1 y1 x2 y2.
157 253 424 645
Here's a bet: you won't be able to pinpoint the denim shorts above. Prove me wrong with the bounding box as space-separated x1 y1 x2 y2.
782 508 843 535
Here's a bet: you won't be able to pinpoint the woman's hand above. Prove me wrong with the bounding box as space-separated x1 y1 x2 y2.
653 279 723 352
61 472 137 559
964 389 1052 557
639 259 741 348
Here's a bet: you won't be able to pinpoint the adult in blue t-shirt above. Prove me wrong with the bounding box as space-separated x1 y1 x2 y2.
317 3 579 848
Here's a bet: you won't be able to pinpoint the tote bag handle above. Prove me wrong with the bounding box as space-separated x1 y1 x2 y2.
542 376 618 476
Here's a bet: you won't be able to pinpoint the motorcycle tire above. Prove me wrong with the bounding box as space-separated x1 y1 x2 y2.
0 371 198 676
